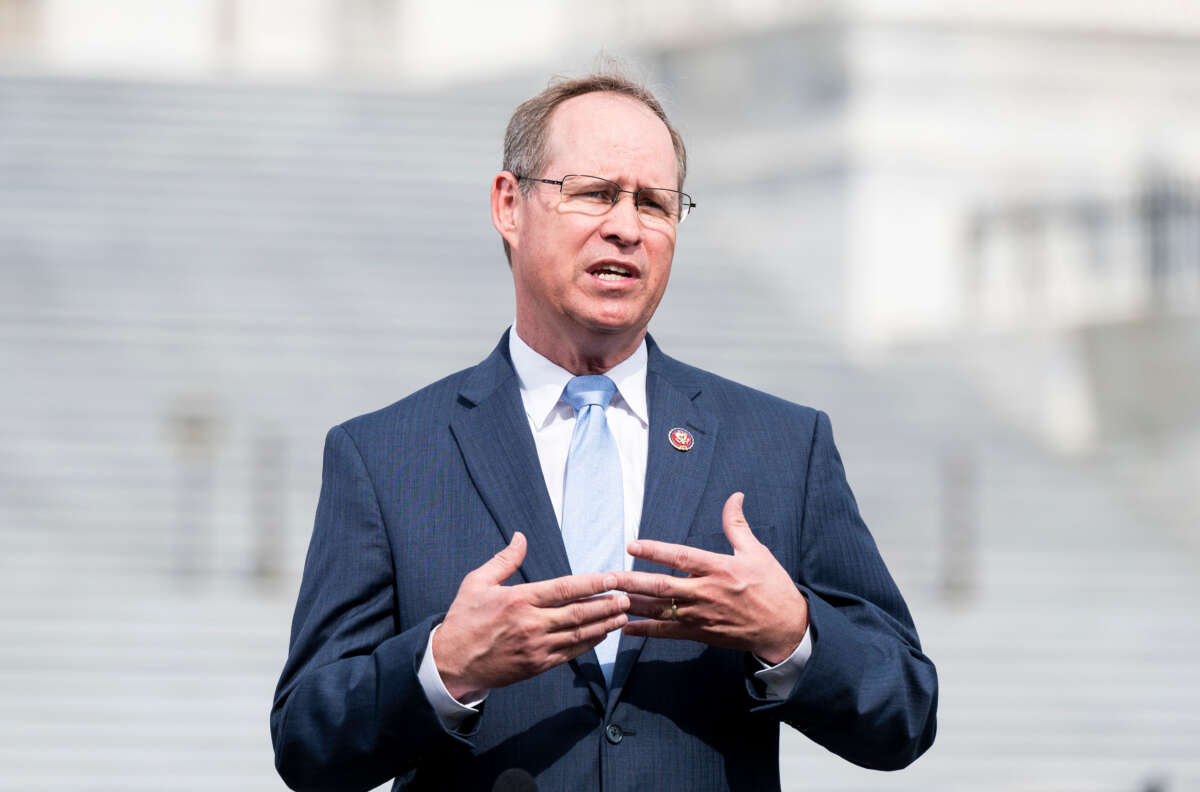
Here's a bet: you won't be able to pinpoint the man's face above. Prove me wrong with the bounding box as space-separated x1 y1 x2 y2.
504 92 678 360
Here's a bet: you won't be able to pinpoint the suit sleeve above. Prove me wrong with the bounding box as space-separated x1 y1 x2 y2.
747 410 939 770
270 425 474 792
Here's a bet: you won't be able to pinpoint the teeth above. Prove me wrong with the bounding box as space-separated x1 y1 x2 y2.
594 264 630 280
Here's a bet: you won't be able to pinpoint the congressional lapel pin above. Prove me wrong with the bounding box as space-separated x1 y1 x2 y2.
668 427 695 452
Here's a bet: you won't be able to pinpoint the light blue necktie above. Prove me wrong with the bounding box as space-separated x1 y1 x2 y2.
560 375 625 686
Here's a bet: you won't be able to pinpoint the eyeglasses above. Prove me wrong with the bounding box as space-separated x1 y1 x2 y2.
516 174 696 225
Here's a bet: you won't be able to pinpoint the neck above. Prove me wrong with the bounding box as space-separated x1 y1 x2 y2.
514 322 644 375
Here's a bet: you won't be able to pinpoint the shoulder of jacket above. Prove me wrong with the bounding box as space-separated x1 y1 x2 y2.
334 365 476 445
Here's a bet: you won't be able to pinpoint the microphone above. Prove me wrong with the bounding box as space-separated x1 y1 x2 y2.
492 767 538 792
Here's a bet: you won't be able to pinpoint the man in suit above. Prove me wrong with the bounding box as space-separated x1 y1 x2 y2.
271 72 937 792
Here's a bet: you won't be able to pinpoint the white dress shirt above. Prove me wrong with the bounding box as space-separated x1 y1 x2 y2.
417 329 812 728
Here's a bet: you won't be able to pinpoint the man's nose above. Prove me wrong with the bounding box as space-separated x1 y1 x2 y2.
599 192 643 247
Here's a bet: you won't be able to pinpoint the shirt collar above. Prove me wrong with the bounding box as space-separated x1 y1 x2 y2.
508 326 649 430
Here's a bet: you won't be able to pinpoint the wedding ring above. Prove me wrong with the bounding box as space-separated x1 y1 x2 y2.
668 598 678 621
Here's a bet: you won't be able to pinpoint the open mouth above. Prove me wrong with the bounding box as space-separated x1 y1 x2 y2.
589 262 637 281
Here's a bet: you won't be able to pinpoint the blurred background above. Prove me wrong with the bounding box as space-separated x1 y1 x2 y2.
2 0 1199 790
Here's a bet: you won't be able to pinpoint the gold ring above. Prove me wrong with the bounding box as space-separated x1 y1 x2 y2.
668 598 678 621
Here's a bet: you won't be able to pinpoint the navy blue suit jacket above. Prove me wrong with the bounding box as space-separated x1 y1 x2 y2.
271 332 937 791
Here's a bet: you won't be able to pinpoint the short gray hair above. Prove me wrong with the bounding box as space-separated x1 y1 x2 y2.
499 71 687 262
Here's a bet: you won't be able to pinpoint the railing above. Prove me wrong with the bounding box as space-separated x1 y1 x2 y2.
965 171 1200 330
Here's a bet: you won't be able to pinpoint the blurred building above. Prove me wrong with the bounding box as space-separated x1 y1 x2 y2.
2 1 1198 790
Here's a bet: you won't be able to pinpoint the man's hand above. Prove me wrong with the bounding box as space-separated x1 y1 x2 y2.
432 532 630 701
611 492 808 665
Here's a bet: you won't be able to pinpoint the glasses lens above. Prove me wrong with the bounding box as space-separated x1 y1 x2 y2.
637 188 691 224
560 175 620 212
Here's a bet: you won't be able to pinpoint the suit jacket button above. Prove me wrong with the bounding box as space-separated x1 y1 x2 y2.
604 723 624 744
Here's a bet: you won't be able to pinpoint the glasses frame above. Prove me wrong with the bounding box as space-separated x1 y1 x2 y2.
515 174 696 224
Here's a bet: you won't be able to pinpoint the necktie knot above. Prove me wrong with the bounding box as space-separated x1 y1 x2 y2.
562 375 617 412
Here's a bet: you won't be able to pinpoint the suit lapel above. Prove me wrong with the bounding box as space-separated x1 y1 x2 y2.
449 332 607 706
607 341 719 712
449 334 571 586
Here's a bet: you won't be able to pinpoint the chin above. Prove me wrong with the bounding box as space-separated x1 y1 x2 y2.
575 311 643 336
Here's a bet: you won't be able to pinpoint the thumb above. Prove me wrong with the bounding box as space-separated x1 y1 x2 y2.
722 492 757 552
476 531 527 585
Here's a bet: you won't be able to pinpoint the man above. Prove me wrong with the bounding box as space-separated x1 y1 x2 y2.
271 72 937 792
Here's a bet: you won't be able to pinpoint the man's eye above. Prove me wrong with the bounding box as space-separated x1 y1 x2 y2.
563 178 617 203
637 193 672 217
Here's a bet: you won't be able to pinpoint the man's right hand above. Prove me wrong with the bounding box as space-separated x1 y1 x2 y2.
431 532 629 702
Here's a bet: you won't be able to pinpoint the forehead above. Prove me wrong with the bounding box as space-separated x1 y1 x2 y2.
542 92 678 187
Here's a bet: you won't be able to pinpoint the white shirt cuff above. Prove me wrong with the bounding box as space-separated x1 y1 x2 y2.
417 623 488 730
752 625 813 700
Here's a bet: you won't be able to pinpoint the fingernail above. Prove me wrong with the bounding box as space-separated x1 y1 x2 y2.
628 541 641 554
603 574 617 589
618 593 630 609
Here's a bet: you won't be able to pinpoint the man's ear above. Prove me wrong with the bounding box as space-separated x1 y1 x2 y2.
491 171 521 253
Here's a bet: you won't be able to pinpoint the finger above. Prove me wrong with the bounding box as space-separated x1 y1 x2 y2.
522 571 619 607
620 617 704 642
609 570 691 600
626 538 721 575
546 612 629 655
721 492 758 552
625 593 674 619
473 532 527 586
544 593 630 633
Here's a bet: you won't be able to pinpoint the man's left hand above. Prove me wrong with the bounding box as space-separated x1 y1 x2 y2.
610 492 809 665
